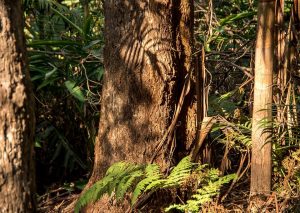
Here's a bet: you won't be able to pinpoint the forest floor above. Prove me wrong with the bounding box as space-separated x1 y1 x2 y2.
37 186 79 213
36 183 300 213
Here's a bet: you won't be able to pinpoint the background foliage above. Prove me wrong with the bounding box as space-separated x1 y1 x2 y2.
24 0 104 192
23 0 300 211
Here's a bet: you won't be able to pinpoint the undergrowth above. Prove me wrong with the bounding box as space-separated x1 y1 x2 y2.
75 156 236 213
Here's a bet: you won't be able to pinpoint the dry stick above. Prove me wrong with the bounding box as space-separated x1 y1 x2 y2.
168 130 177 165
191 47 212 161
216 116 252 201
239 77 254 90
202 48 210 119
275 193 279 213
191 117 216 161
220 138 231 174
280 195 290 212
286 84 293 139
265 192 276 209
238 148 251 181
284 15 295 140
151 70 191 163
292 85 298 126
127 191 155 213
221 153 248 202
196 47 204 148
275 0 285 137
290 12 298 127
278 14 293 138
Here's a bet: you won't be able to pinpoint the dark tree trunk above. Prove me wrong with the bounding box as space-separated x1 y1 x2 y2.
84 0 195 211
0 0 36 212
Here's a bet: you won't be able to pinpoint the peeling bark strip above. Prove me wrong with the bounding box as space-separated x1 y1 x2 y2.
0 0 36 212
251 0 275 195
84 0 195 211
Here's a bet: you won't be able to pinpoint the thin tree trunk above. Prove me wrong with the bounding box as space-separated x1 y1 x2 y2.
274 0 285 141
0 0 36 212
80 0 90 20
251 0 275 195
83 0 195 211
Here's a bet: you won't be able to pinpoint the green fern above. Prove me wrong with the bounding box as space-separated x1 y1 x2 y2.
165 169 236 212
75 156 211 213
133 156 195 202
131 163 163 204
164 156 194 187
116 169 144 201
75 162 144 213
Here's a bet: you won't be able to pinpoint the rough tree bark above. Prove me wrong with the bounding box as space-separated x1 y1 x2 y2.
84 0 195 211
0 0 36 212
251 0 275 195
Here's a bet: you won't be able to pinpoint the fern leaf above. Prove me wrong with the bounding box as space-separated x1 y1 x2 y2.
115 170 144 200
164 156 194 187
144 179 165 191
75 161 141 213
206 168 220 181
165 171 236 213
105 162 136 195
189 173 236 211
105 161 129 175
131 164 162 205
75 175 114 213
165 204 186 212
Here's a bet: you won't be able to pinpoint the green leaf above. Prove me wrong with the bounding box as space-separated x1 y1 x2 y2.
37 77 60 90
94 67 104 81
83 40 102 50
64 80 85 102
219 11 256 26
28 40 81 47
50 6 83 35
35 140 42 148
116 170 144 200
45 64 58 79
131 164 162 205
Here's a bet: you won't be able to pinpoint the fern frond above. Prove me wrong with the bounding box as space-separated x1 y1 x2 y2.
23 0 52 9
188 173 236 211
132 157 195 204
38 0 51 9
115 170 144 200
76 157 235 213
131 164 162 205
165 171 236 213
144 179 165 191
75 162 143 213
206 168 220 181
165 204 186 212
75 175 114 213
164 156 194 187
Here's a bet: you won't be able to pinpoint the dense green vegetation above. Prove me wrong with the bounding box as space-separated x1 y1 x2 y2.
19 0 300 211
24 0 103 191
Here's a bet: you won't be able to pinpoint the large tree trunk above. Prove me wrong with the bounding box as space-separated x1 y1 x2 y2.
251 0 275 195
0 0 36 212
85 0 195 211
